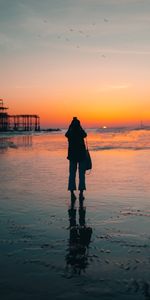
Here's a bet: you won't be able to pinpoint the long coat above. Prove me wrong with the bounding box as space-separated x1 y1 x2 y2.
65 127 87 162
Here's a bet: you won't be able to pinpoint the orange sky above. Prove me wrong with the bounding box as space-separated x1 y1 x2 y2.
1 0 150 128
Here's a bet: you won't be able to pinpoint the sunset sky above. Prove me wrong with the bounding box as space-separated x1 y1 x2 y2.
0 0 150 128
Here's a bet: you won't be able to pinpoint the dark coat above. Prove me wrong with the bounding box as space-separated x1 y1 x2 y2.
65 127 87 162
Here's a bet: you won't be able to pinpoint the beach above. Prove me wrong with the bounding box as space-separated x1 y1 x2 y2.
0 129 150 300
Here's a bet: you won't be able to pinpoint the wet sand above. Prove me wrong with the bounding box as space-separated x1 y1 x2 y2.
0 131 150 300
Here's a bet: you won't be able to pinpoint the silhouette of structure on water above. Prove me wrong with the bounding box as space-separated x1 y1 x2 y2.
0 99 40 132
66 199 92 275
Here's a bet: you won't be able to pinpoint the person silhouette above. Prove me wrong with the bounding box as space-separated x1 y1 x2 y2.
65 117 87 204
66 201 92 275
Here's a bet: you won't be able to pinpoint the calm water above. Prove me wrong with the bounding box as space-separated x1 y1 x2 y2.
0 129 150 299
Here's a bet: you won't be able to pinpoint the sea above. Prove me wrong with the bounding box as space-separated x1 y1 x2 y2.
0 127 150 300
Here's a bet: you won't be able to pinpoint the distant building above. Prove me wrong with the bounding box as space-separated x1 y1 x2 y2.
0 99 40 132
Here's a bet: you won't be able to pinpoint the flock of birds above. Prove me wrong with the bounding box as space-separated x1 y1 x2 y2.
37 17 110 59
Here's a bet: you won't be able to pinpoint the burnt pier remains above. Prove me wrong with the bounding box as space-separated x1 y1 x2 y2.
0 99 40 132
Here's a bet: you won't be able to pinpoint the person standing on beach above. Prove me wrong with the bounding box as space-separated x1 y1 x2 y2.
65 117 87 203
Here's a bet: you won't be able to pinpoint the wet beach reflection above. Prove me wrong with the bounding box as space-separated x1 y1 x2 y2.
0 134 32 153
66 200 92 275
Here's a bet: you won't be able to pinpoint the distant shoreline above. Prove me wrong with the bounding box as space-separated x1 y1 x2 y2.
0 128 62 139
41 128 61 132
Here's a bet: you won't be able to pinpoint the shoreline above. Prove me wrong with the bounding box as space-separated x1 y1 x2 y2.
0 128 62 138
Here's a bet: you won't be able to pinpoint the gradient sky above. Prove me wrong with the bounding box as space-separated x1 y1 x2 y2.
0 0 150 127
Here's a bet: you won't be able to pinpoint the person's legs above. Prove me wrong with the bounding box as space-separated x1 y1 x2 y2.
78 161 86 201
68 161 77 200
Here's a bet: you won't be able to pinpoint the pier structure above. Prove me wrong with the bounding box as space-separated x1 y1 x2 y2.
0 99 40 132
9 115 40 131
0 99 9 131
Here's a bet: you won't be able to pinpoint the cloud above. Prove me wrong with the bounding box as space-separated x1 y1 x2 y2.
109 84 130 89
0 32 10 45
73 45 150 56
100 84 130 91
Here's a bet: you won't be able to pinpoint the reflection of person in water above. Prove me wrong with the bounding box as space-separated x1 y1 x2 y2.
65 117 87 204
66 200 92 275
